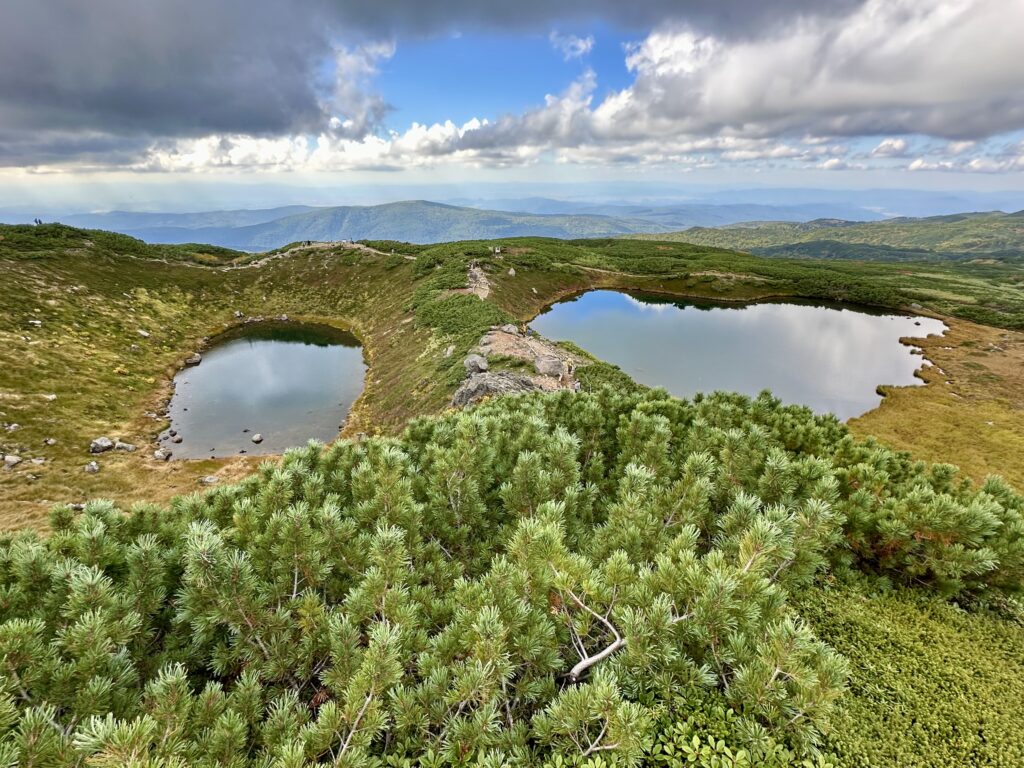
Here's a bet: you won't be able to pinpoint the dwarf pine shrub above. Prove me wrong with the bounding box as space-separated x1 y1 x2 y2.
0 387 1020 766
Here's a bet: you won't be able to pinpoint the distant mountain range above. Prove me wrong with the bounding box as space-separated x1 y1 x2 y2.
631 210 1024 261
49 198 887 251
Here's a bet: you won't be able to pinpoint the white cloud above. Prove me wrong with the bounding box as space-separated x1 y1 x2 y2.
26 0 1024 177
550 31 595 61
871 138 909 157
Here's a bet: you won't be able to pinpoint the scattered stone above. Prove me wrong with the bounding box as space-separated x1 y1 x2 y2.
508 267 516 277
534 355 564 377
84 461 100 474
463 354 489 374
452 372 540 407
532 288 538 295
171 435 183 444
278 314 289 321
444 344 456 358
234 310 244 318
169 429 177 437
153 449 172 461
500 323 519 335
30 458 45 465
43 393 57 401
43 438 56 446
114 440 137 452
6 424 19 432
3 455 22 470
251 433 263 444
185 353 202 366
910 303 923 310
200 476 219 485
28 319 42 327
137 329 151 338
89 436 115 454
70 503 85 512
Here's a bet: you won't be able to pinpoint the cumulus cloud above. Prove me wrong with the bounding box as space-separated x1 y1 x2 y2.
4 0 1024 176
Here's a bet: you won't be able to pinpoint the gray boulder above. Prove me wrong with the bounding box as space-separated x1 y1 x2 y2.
153 449 172 461
84 461 100 474
200 475 219 485
114 440 137 452
500 323 519 335
185 353 202 366
452 372 540 408
43 438 56 446
251 433 263 444
534 355 564 377
90 436 114 454
463 354 489 374
3 455 22 470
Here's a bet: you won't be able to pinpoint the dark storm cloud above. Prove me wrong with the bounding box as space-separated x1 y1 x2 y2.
0 0 865 166
329 0 865 38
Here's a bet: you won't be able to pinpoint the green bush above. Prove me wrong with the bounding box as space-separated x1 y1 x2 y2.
0 388 1021 766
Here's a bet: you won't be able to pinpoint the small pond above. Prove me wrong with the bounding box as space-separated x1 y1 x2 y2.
530 291 947 420
163 322 366 459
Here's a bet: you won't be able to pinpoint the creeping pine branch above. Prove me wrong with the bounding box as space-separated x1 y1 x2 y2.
561 587 693 682
581 719 618 757
565 588 625 682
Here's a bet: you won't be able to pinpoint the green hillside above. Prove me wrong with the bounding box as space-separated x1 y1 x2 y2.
634 211 1024 262
2 224 1024 766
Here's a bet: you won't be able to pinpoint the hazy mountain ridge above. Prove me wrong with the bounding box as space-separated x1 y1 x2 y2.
22 198 886 251
634 210 1024 261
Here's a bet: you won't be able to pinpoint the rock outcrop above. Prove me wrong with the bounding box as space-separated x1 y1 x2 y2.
452 372 540 407
463 354 489 374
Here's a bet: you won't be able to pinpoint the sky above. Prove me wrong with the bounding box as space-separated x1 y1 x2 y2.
2 0 1024 209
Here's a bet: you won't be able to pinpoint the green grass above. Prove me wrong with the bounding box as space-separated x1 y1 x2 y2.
799 586 1024 767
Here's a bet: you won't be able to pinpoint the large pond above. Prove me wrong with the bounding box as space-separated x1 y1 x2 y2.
530 291 947 420
163 322 366 459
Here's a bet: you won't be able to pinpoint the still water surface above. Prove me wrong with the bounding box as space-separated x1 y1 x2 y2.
164 322 365 458
530 291 947 420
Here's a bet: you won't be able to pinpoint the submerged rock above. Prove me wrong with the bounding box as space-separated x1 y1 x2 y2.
251 433 263 444
463 354 489 374
89 436 114 454
452 372 540 408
